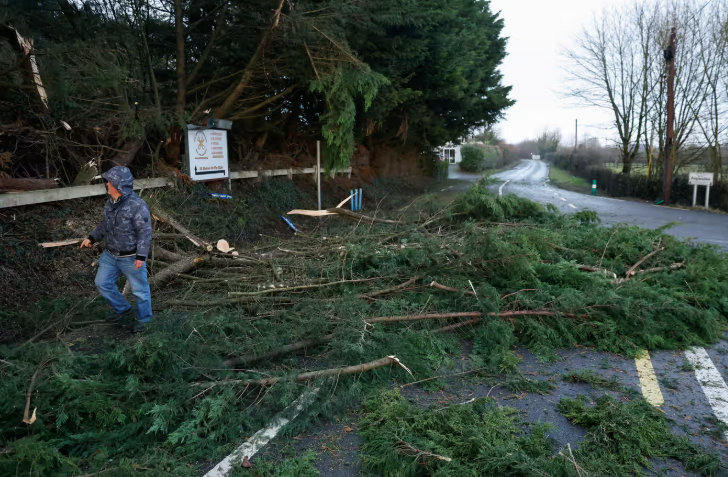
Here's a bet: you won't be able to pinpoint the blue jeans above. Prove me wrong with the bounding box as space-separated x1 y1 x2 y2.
95 250 153 323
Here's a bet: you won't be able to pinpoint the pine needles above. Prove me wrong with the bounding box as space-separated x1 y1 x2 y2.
359 389 722 477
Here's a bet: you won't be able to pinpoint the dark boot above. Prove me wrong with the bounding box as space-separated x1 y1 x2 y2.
105 307 133 323
132 321 149 334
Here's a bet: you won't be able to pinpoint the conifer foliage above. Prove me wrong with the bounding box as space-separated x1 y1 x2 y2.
1 182 727 475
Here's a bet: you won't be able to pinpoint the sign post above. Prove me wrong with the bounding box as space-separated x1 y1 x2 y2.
689 172 714 208
187 126 229 182
592 180 597 196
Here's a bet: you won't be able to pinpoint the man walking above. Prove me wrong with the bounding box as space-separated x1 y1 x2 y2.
80 166 153 333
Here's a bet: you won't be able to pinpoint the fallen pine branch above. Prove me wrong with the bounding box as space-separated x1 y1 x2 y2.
429 281 476 296
365 312 482 325
23 359 52 424
361 276 422 299
198 355 412 387
625 239 663 281
431 310 590 333
635 262 685 274
224 334 335 367
227 277 380 297
395 440 452 463
150 203 212 251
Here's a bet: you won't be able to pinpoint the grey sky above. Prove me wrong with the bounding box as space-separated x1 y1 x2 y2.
489 0 629 145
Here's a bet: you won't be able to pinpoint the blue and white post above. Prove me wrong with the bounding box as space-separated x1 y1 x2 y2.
350 189 363 211
592 180 597 196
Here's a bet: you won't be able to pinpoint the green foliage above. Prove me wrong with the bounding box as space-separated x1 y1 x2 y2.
459 144 497 172
433 160 450 180
3 183 728 475
563 370 626 392
310 64 390 169
358 390 721 476
558 395 721 475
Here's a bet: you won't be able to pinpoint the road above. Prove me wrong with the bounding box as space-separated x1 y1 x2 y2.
493 160 728 249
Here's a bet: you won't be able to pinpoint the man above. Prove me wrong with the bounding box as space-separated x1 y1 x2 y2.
80 166 153 333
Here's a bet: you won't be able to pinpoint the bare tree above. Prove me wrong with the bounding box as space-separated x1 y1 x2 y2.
563 5 652 174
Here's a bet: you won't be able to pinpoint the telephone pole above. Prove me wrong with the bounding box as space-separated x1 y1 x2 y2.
662 26 677 203
575 119 578 149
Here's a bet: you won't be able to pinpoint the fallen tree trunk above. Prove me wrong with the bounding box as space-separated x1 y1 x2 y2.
149 256 207 289
199 355 410 387
0 177 57 192
432 310 590 333
224 334 335 367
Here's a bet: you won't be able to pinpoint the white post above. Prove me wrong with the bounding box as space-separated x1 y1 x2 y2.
316 141 322 211
693 184 698 207
705 185 710 209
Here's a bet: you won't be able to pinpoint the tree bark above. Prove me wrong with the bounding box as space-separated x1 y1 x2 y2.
150 204 212 250
149 255 207 289
173 0 186 116
224 335 335 367
0 177 57 192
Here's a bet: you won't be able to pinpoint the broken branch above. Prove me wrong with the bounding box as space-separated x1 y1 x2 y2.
198 355 409 387
625 240 664 281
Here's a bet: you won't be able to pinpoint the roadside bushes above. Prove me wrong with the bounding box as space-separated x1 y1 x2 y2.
460 144 498 172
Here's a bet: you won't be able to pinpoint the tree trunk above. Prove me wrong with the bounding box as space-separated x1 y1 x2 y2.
0 177 57 192
173 0 186 117
149 255 206 289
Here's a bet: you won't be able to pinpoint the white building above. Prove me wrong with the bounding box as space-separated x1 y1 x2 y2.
439 143 462 164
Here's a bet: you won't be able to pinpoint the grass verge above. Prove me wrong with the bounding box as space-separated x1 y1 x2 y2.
548 165 592 194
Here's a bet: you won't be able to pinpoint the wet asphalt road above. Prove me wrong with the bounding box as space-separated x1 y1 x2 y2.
493 160 728 249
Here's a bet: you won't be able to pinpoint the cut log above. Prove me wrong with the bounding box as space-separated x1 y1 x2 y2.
149 256 208 289
152 245 186 262
0 177 57 192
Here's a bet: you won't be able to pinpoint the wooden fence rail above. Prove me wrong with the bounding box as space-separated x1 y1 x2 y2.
0 167 352 209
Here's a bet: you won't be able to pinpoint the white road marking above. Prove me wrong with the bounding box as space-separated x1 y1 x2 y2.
635 350 665 406
560 198 567 202
568 204 577 209
498 180 510 197
684 347 728 439
204 388 320 477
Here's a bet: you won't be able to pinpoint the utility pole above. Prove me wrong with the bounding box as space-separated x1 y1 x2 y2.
662 26 677 203
575 119 578 149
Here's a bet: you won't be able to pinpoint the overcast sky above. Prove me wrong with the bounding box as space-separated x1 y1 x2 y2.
489 0 629 145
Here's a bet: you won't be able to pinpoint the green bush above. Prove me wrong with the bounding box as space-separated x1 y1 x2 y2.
433 160 449 180
460 144 498 172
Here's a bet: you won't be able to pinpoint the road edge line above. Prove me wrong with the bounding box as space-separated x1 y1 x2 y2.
498 180 510 197
204 387 320 477
684 347 728 440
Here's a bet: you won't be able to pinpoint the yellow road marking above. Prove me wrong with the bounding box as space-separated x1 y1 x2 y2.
635 350 664 406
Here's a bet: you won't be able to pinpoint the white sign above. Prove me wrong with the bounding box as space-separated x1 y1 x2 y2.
689 172 714 186
532 155 541 160
188 128 229 181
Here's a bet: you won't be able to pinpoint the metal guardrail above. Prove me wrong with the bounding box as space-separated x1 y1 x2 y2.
0 167 352 209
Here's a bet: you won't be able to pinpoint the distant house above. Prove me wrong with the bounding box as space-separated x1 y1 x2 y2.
439 143 462 164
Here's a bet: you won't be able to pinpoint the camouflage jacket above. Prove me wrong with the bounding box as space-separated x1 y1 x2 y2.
88 166 153 261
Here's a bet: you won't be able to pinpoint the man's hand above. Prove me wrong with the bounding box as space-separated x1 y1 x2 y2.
80 238 93 249
135 260 145 270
